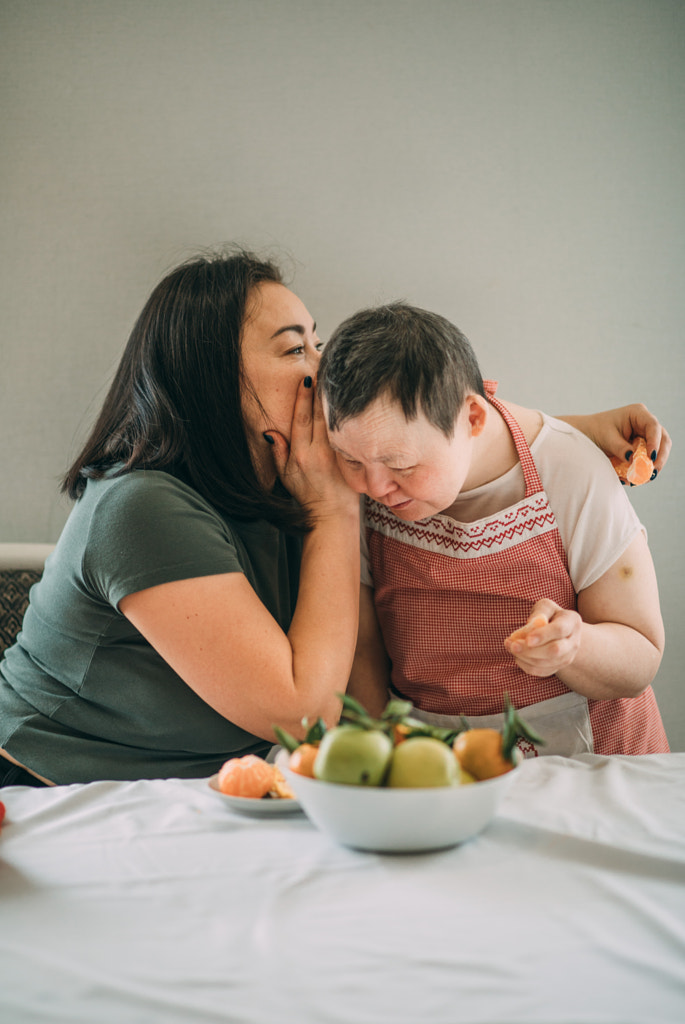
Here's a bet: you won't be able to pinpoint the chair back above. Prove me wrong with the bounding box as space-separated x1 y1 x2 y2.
0 544 55 656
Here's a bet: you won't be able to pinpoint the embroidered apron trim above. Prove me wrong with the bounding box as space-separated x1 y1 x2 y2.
366 491 558 559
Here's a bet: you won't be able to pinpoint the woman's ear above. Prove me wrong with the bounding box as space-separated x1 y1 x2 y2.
466 395 488 437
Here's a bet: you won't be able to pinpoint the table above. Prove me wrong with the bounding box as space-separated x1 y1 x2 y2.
1 753 684 1024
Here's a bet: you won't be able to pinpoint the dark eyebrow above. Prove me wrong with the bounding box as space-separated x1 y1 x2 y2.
270 321 317 339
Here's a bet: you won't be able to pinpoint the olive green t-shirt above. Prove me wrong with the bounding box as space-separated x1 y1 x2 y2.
0 471 303 783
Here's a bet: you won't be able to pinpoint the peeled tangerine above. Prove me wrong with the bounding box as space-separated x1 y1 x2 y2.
610 437 653 487
217 755 278 798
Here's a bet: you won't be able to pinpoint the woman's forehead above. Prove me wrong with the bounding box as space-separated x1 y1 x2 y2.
328 396 443 457
245 281 313 333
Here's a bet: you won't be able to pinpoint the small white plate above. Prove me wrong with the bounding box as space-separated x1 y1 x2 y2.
207 774 303 816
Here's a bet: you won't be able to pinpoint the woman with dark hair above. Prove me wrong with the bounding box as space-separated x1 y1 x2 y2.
0 249 671 785
0 250 360 785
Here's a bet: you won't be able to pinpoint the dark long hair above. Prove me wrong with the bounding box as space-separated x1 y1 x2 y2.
62 248 308 531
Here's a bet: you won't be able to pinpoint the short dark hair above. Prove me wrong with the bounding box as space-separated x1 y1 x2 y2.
319 302 485 437
62 247 309 531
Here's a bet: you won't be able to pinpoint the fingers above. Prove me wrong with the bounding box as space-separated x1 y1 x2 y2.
289 375 315 448
597 406 642 462
505 600 556 647
504 602 581 676
623 405 671 479
263 377 315 486
506 612 549 646
634 412 661 471
310 381 329 444
263 430 290 478
265 374 342 506
650 425 671 477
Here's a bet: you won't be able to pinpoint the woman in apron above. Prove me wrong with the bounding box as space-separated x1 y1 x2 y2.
320 303 668 757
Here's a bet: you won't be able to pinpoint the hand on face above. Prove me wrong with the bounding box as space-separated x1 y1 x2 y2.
504 600 582 677
241 282 322 463
265 377 359 517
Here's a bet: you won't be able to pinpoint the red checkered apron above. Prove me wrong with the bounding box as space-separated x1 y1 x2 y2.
367 383 669 756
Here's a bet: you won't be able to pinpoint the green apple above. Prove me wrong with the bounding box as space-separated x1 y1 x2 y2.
314 725 393 786
386 737 459 788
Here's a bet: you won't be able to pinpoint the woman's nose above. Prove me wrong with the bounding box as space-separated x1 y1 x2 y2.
364 466 396 501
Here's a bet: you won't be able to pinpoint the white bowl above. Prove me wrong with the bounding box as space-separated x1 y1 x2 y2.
277 752 517 853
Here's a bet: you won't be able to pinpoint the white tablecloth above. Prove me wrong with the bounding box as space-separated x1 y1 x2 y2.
1 753 684 1024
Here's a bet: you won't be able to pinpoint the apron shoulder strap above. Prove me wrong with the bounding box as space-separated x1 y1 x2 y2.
482 380 544 498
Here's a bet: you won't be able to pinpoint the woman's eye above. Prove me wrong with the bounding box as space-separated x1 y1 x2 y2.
315 341 324 352
286 345 305 356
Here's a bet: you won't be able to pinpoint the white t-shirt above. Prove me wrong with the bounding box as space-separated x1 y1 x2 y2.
361 413 643 595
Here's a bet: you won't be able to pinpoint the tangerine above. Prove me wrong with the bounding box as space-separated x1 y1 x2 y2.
270 767 296 799
453 729 514 780
392 723 412 745
217 755 276 798
506 614 548 645
611 437 653 487
288 743 319 778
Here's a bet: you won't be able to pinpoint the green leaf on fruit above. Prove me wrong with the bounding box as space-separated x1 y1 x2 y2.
501 692 545 761
272 724 301 753
303 717 328 744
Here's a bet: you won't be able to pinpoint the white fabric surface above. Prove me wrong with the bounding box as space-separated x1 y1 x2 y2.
1 754 684 1024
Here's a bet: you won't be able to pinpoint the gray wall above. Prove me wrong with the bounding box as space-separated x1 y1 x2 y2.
2 0 684 748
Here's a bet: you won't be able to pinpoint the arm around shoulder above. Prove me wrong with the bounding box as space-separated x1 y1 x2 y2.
557 405 671 475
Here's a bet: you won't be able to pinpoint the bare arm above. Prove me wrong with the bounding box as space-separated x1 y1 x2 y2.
120 381 361 742
504 532 664 699
557 405 671 476
346 583 392 718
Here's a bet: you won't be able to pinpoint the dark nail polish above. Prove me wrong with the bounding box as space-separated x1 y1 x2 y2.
650 468 658 481
262 432 274 445
625 450 633 462
651 450 657 462
304 376 313 388
620 478 626 485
